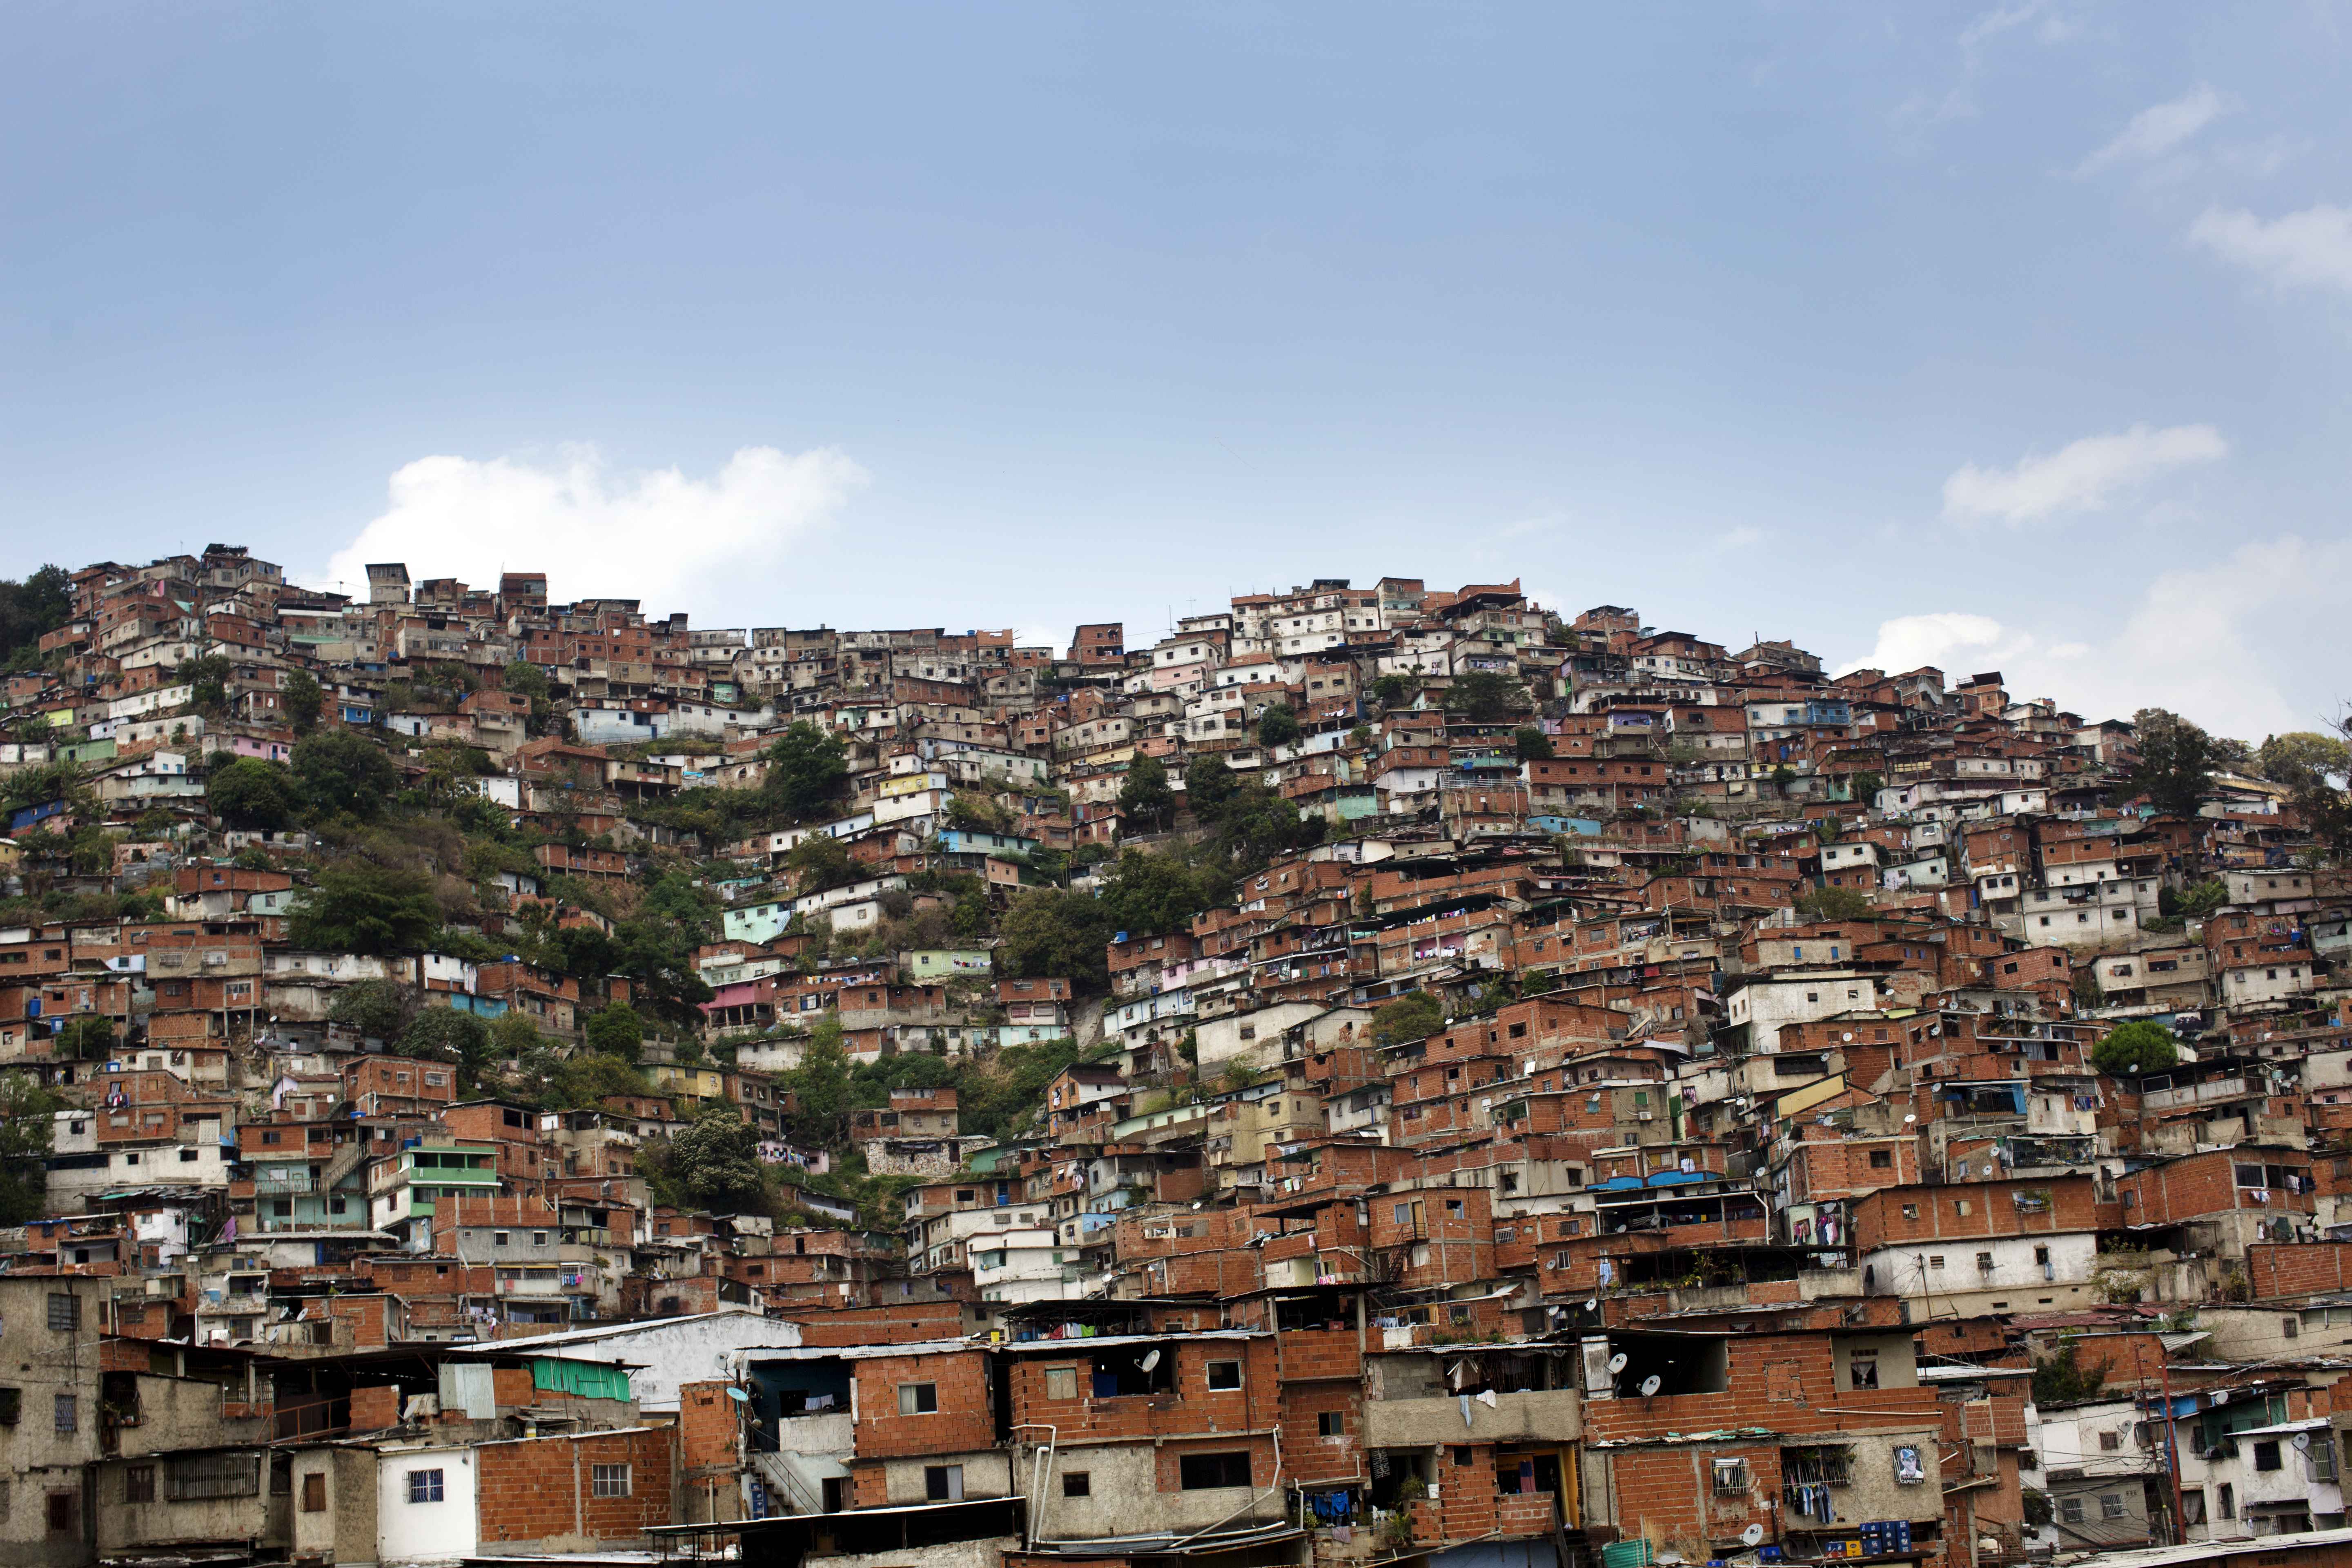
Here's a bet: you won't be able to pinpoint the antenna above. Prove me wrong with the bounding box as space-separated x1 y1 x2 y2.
1638 1374 1662 1397
1606 1353 1629 1374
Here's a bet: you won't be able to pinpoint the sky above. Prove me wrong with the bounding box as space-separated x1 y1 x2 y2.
2 2 2348 738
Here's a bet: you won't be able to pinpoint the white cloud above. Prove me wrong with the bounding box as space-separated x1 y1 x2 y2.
322 444 868 614
2074 85 2228 176
2189 203 2352 295
1840 535 2352 737
1940 423 2227 525
1716 526 1767 550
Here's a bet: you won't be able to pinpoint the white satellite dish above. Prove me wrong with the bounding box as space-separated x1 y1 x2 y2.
1903 1114 1918 1125
1139 1349 1161 1372
1742 1526 1766 1546
1608 1353 1630 1374
1585 1299 1599 1312
1639 1374 1662 1397
2294 1433 2313 1452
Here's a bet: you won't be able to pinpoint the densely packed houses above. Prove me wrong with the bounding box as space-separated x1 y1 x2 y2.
1 548 2350 1568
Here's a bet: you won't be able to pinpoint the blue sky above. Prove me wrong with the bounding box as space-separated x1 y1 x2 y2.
3 3 2348 736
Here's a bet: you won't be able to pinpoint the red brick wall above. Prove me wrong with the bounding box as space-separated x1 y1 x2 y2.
1849 1176 2097 1249
2248 1243 2352 1300
677 1381 739 1476
786 1301 963 1345
350 1384 402 1431
852 1349 994 1460
477 1428 674 1546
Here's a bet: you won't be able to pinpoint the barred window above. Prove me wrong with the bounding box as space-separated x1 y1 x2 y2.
168 1453 260 1501
591 1464 631 1498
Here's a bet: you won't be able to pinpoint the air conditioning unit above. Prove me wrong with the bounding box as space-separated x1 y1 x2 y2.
1635 1111 1655 1122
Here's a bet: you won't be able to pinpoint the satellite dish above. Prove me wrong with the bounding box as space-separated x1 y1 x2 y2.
1639 1375 1662 1397
1608 1353 1630 1374
1742 1526 1766 1546
1586 1299 1599 1312
2294 1433 2314 1452
724 1387 750 1403
1139 1350 1161 1372
1903 1114 1918 1125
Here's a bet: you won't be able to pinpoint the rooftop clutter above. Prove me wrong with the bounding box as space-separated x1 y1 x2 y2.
0 553 2348 1568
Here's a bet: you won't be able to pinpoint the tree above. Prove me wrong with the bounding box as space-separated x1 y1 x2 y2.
0 566 73 669
2125 708 2219 818
783 1014 853 1147
2031 1338 2108 1406
328 979 415 1041
281 670 324 734
1184 757 1238 821
1369 673 1412 710
2161 878 2230 920
1372 992 1446 1045
1851 771 1884 802
1117 754 1176 833
786 833 857 895
1514 726 1553 761
584 1003 645 1062
290 863 441 954
53 1016 116 1061
398 1007 494 1076
206 756 299 830
2093 1020 2180 1078
764 722 850 820
669 1108 770 1212
1256 704 1302 749
1447 670 1532 724
1794 884 1875 921
999 887 1115 989
2258 732 2352 793
503 659 561 737
0 1069 61 1221
1214 782 1325 871
293 730 399 819
1100 849 1217 940
178 655 233 717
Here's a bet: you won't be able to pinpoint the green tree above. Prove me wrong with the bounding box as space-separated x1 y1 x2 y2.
0 566 73 668
53 1016 117 1061
584 1003 646 1061
1100 849 1217 940
1369 673 1412 710
2258 731 2352 793
2162 878 2230 920
206 756 300 830
1184 757 1238 821
1256 704 1302 749
787 833 858 894
999 887 1115 989
327 979 415 1041
764 722 851 821
290 863 441 954
670 1108 769 1212
2093 1020 2180 1078
1447 670 1532 724
2125 708 2220 818
293 729 399 819
502 659 561 737
1117 753 1176 833
783 1013 853 1148
0 1070 63 1222
281 670 324 734
1214 782 1325 871
177 655 234 717
2031 1339 2109 1406
1372 991 1446 1045
398 1007 494 1076
1514 726 1553 761
1794 884 1875 921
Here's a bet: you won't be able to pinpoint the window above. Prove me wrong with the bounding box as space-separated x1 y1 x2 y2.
2218 1483 2235 1519
1713 1458 1749 1495
1319 1410 1346 1437
1901 1204 1918 1221
1062 1471 1091 1497
924 1465 964 1501
0 1388 18 1425
1045 1367 1077 1401
1869 1150 1892 1169
1847 1351 1878 1390
302 1472 327 1512
592 1464 632 1498
2254 1441 2282 1472
168 1453 260 1501
898 1383 938 1415
2283 1317 2300 1339
46 1491 74 1535
408 1469 445 1503
494 1231 510 1247
53 1394 76 1434
125 1465 155 1503
1179 1452 1253 1490
2099 1493 2126 1521
2059 1497 2084 1525
1205 1360 1242 1391
47 1293 79 1332
2099 1430 2122 1452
